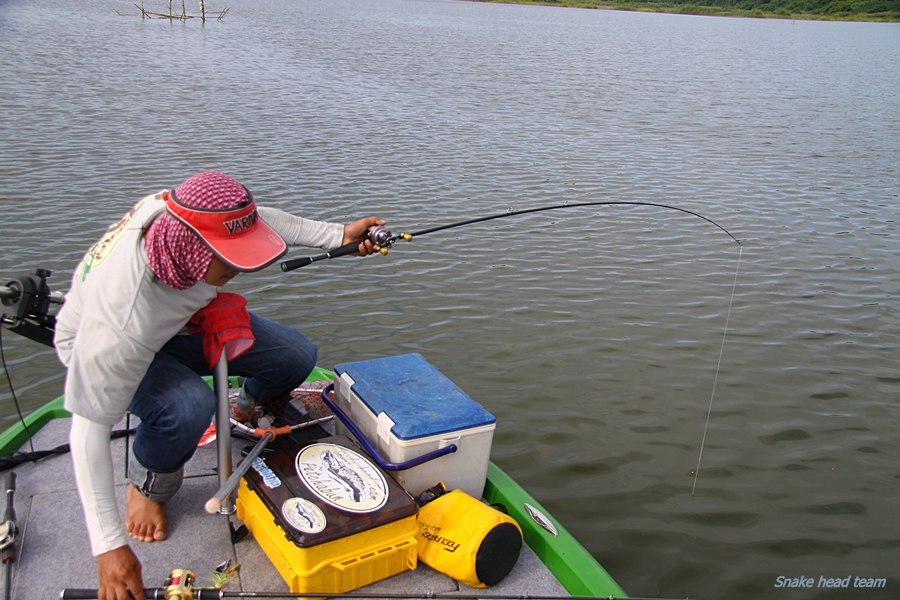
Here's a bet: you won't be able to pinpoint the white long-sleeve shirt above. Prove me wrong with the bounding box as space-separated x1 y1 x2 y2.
56 192 344 555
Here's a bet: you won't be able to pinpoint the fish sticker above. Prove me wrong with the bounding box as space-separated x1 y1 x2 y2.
296 443 388 514
281 497 327 534
321 449 367 502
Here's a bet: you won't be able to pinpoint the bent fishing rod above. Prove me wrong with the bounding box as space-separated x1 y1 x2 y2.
280 201 742 272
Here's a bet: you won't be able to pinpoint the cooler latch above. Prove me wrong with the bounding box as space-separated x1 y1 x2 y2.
376 412 396 445
438 436 460 450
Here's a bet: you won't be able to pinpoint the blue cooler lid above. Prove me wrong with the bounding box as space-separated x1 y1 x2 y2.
334 353 495 441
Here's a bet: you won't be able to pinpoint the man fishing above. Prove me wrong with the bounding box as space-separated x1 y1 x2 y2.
53 171 384 600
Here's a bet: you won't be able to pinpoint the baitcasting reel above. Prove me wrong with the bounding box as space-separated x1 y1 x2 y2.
365 225 394 251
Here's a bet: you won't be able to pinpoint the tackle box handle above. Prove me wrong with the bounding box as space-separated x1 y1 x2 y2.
321 383 457 471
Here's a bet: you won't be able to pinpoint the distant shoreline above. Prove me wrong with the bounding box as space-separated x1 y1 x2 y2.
464 0 900 22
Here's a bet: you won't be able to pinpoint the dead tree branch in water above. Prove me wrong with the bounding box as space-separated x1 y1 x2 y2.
119 1 229 21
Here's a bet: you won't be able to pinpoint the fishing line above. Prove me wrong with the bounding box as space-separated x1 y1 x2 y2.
691 244 743 496
0 328 35 456
280 199 744 494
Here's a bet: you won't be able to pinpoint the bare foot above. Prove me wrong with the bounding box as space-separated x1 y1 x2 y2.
126 484 168 543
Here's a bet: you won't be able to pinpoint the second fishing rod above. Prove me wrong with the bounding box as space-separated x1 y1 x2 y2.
279 200 742 272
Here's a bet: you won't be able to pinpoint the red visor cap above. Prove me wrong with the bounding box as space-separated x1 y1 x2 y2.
165 191 287 272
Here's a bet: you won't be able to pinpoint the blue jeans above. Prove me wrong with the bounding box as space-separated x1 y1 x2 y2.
127 313 317 502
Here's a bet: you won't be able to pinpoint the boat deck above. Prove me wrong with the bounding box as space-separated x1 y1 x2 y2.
3 416 569 599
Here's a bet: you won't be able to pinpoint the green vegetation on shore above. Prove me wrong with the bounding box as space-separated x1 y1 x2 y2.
470 0 900 21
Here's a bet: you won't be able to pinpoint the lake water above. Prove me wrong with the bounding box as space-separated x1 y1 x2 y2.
1 0 898 598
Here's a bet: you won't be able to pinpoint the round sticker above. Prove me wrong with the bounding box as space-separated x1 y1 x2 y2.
281 497 327 534
296 443 388 514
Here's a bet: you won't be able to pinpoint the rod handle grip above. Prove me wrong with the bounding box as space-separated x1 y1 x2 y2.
280 240 361 272
60 589 161 599
60 589 221 599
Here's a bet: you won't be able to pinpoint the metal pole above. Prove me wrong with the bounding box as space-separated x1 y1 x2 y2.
213 352 235 514
205 431 272 514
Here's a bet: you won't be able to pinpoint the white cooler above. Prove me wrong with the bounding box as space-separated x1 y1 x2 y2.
330 353 496 498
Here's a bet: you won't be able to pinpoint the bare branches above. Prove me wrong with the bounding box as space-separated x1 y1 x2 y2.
120 1 229 21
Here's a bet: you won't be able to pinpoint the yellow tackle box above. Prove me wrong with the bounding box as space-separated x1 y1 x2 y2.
236 435 418 594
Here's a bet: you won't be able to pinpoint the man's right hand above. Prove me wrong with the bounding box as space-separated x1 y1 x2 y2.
97 545 145 600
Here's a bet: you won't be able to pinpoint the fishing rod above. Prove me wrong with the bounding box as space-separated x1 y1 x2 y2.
61 565 669 600
59 590 676 600
280 201 742 272
60 567 676 600
1 472 17 600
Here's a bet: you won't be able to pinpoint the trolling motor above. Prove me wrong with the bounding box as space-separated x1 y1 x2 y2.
0 268 63 348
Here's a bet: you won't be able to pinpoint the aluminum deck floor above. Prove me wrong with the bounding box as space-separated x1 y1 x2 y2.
2 416 568 599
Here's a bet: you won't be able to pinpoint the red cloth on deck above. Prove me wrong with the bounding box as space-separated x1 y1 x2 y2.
187 292 255 368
